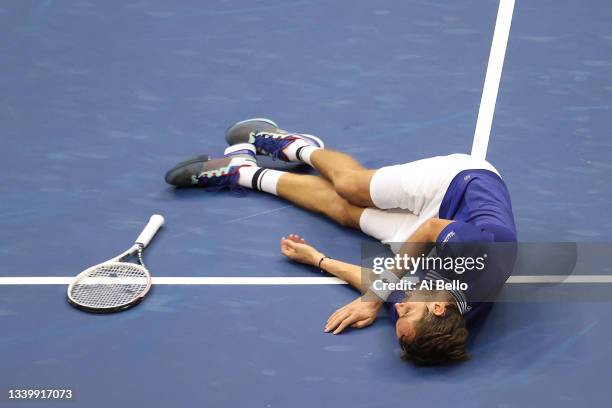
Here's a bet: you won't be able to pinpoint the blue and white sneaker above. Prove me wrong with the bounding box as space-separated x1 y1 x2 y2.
165 144 256 188
225 118 324 162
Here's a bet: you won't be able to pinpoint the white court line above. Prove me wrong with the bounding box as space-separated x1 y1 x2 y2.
471 0 515 160
1 276 612 285
508 276 612 284
0 276 345 285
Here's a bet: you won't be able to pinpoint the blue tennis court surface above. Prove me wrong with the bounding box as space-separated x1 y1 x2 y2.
2 0 612 406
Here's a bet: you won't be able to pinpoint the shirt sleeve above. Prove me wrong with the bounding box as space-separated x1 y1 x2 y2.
435 221 517 313
435 221 502 266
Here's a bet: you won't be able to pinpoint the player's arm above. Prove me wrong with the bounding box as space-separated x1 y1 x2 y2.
280 219 454 288
280 234 362 289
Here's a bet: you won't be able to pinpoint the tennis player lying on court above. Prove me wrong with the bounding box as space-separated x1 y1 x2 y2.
165 118 517 365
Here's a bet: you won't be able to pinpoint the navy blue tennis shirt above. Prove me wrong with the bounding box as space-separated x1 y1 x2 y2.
389 169 517 325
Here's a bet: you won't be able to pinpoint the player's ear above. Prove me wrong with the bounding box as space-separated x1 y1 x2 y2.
432 302 446 316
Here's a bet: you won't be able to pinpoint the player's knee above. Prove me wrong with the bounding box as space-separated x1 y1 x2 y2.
334 170 369 205
326 201 358 228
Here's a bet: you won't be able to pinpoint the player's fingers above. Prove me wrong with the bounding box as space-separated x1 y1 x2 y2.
325 311 346 331
287 234 307 244
325 310 349 332
350 318 373 329
326 306 347 325
333 315 359 335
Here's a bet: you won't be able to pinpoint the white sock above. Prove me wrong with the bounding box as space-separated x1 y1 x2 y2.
282 140 320 166
238 166 284 196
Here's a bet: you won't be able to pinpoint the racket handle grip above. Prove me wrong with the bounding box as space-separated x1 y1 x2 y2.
136 214 165 247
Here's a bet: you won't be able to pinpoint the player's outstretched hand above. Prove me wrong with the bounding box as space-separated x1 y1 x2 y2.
325 296 382 335
280 234 324 266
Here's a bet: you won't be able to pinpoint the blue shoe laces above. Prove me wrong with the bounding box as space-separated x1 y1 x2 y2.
253 133 298 161
197 165 247 196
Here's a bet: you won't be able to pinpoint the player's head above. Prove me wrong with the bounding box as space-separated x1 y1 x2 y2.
394 289 469 365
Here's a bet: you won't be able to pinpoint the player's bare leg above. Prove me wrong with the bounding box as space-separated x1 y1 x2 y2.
309 149 376 208
276 172 364 229
164 143 364 229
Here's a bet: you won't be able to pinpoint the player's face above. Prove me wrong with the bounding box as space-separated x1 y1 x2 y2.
394 301 428 340
394 290 451 341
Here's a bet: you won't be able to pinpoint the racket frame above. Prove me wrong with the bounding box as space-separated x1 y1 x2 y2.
67 215 164 313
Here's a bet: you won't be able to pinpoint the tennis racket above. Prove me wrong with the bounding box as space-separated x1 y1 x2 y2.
67 214 165 313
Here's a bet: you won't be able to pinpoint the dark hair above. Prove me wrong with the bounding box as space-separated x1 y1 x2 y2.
399 303 469 366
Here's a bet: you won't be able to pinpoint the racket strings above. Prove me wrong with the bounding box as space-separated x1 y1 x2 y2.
69 263 150 309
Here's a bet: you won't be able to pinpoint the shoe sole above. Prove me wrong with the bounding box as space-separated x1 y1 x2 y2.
230 117 279 129
164 154 211 185
296 133 325 149
226 118 279 140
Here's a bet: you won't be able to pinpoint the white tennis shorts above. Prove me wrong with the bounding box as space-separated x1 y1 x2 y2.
359 153 499 252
